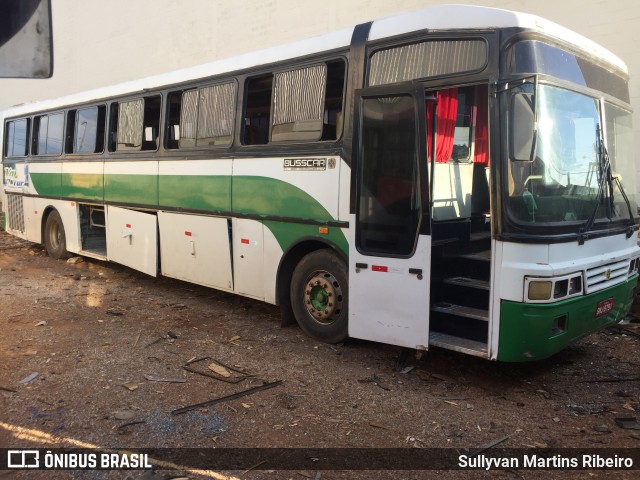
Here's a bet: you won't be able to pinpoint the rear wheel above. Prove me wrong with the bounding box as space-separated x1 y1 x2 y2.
290 250 348 343
44 210 70 259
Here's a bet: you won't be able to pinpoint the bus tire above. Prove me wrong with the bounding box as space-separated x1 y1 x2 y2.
44 210 71 260
290 249 348 344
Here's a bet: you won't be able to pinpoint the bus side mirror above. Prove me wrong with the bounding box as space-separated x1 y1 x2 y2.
510 92 535 162
0 0 52 78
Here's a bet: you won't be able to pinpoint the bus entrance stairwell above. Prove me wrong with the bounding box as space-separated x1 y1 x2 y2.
428 85 491 358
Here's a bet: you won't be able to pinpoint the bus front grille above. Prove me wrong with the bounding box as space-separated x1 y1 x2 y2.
585 260 629 293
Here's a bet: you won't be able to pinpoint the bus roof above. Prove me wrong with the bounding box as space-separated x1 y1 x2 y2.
369 4 627 73
3 4 628 118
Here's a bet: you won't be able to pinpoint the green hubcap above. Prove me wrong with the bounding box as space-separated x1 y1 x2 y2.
304 270 343 325
310 285 329 312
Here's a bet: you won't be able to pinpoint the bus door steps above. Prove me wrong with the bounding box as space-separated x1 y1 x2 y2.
459 249 491 262
429 331 488 357
443 276 490 291
469 231 491 242
78 249 107 260
431 302 488 322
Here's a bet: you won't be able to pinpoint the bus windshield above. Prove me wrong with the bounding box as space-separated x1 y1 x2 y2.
506 84 637 228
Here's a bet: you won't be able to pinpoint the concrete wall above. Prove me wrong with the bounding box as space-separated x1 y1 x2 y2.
1 0 638 183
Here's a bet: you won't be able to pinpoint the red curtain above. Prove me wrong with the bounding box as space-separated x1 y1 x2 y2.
474 86 489 165
427 88 458 163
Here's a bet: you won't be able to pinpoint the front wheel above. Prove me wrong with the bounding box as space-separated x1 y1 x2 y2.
290 250 348 344
44 210 70 260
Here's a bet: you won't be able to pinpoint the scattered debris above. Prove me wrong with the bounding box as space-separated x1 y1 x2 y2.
19 372 39 384
183 357 253 384
0 386 17 393
145 332 178 347
208 362 232 378
66 257 84 264
144 375 186 383
106 308 124 316
593 425 611 433
172 380 283 415
614 417 640 430
399 366 415 374
34 320 48 327
369 422 389 430
116 420 145 434
566 403 609 415
358 374 391 391
133 331 141 348
469 434 510 457
608 325 640 339
112 410 136 421
122 383 139 391
229 335 241 343
241 460 266 475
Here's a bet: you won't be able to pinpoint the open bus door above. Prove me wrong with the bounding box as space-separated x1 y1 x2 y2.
348 85 431 350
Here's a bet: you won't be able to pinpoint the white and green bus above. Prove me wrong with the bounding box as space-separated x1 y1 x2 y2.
2 5 638 361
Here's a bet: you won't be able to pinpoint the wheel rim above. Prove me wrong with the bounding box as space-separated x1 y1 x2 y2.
48 221 61 250
303 270 343 325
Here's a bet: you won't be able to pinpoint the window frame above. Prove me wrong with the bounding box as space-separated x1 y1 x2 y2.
4 118 30 158
166 79 238 151
270 62 328 144
65 104 107 156
109 95 162 154
33 111 65 157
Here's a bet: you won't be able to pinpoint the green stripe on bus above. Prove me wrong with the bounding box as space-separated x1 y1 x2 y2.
30 173 337 222
497 275 637 362
61 173 103 200
105 173 158 205
263 220 348 256
160 175 231 211
232 176 334 222
30 172 61 197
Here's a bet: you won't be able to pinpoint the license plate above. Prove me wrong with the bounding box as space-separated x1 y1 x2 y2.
595 298 615 317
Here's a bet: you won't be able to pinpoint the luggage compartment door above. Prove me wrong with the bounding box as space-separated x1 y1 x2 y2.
106 206 158 276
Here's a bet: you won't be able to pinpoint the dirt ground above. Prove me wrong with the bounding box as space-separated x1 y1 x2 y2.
0 230 639 480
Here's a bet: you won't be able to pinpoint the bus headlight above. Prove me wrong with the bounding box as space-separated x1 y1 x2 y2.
525 273 583 303
528 281 552 300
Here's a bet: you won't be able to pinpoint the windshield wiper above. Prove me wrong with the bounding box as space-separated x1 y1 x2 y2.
579 124 612 242
579 124 636 243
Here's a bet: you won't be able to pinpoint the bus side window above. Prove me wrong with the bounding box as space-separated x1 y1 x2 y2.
166 90 186 150
33 112 64 156
167 83 237 150
5 118 30 157
142 95 161 151
243 74 273 145
65 105 106 154
108 102 118 152
110 96 161 152
322 60 346 141
271 65 326 142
